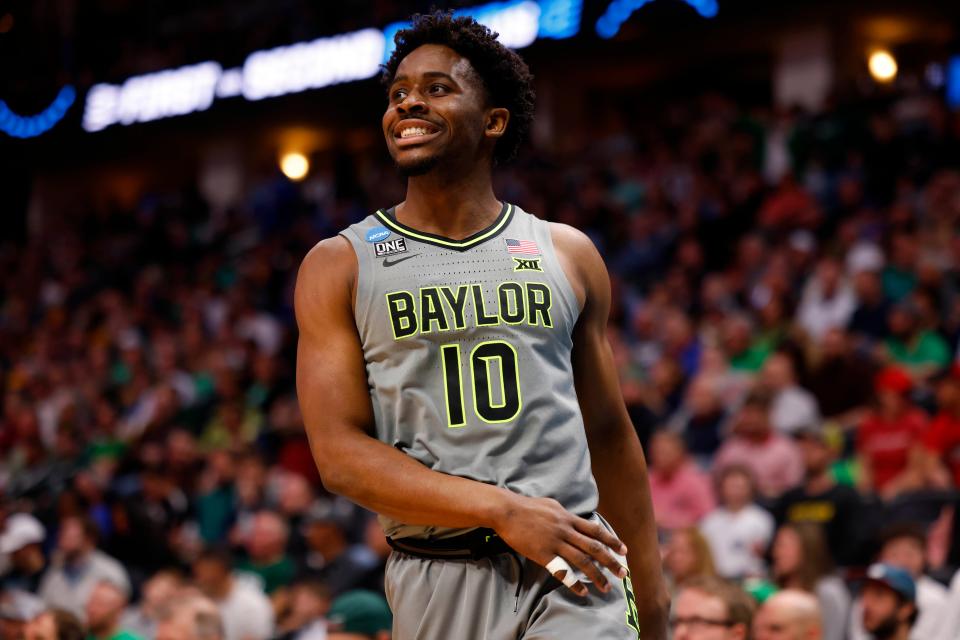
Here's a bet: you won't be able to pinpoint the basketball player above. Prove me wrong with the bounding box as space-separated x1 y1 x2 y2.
295 11 668 639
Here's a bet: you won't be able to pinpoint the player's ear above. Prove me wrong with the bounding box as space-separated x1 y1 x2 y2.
484 107 509 139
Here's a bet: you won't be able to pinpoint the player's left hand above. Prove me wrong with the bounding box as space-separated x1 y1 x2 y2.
492 492 628 596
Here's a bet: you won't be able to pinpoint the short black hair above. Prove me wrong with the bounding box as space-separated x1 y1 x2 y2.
381 10 535 165
879 522 927 551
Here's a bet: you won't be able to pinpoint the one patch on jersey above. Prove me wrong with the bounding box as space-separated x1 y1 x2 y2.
513 257 543 272
505 238 540 256
366 226 391 243
375 237 408 257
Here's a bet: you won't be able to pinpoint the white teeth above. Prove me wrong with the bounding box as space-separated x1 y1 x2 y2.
400 126 431 138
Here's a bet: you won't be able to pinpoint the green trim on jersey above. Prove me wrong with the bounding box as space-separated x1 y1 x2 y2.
374 202 514 251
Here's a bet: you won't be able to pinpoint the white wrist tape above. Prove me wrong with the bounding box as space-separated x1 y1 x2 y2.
545 555 578 588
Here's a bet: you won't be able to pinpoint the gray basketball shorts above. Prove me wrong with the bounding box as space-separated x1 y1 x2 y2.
384 514 642 639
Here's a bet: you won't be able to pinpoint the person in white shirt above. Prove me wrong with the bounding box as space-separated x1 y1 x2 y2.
37 516 130 623
192 548 274 640
935 568 960 640
760 353 821 436
700 465 774 580
796 256 856 342
848 524 948 640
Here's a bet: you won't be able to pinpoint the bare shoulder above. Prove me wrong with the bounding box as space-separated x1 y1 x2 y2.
548 221 599 263
294 235 358 330
548 222 608 309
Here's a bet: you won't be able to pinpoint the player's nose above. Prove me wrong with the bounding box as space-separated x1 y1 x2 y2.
396 90 428 115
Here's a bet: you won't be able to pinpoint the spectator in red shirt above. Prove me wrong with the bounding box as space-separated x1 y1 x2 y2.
648 430 716 532
920 364 960 488
856 368 929 498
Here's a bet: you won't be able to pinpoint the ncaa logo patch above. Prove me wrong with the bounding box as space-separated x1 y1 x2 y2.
375 237 408 257
366 226 391 243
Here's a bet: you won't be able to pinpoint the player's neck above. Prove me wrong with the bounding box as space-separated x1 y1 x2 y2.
398 169 501 240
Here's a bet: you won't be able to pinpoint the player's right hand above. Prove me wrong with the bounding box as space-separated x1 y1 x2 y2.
492 493 628 597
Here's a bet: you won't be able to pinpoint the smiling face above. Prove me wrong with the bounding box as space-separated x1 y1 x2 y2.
382 44 507 177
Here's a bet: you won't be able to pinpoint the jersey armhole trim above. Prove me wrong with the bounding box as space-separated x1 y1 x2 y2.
542 222 584 328
337 229 375 337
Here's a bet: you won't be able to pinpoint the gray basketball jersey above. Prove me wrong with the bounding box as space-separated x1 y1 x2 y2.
339 202 599 538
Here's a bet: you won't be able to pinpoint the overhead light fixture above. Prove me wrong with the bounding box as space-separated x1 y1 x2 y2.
280 152 310 181
869 49 898 83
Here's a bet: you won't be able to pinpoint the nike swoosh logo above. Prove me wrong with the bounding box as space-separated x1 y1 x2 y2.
382 253 421 267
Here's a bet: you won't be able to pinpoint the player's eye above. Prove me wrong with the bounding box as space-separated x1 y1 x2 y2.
429 83 448 94
391 88 408 101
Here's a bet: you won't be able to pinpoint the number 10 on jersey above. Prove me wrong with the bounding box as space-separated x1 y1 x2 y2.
441 340 522 427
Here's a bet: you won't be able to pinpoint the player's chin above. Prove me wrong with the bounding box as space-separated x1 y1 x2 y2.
395 151 443 177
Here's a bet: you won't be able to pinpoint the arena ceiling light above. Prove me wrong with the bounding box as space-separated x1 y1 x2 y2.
280 152 310 181
868 49 898 83
77 0 583 135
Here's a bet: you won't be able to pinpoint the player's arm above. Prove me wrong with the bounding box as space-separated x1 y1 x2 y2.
295 237 627 591
295 236 510 527
553 223 670 639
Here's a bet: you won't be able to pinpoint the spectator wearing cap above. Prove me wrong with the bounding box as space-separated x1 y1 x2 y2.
700 465 774 580
37 516 129 623
848 524 948 640
235 510 296 595
154 595 224 640
192 548 274 640
1 590 45 640
919 364 960 488
300 502 378 597
753 589 822 640
855 368 929 498
771 522 850 640
22 608 85 640
0 513 47 593
858 564 917 640
774 424 864 567
760 352 821 436
714 390 804 502
84 580 143 640
670 575 755 640
648 431 715 532
883 301 951 381
326 590 391 640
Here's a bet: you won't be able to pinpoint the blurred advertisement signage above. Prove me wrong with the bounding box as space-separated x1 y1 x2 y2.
596 0 717 39
78 0 582 134
948 56 960 109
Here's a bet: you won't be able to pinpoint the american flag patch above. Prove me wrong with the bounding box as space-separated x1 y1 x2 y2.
505 238 540 255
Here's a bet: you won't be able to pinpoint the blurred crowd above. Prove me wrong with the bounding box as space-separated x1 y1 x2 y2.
4 81 960 639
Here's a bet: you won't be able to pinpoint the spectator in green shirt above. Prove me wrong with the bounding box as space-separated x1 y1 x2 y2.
235 511 296 594
84 581 144 640
883 302 950 380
